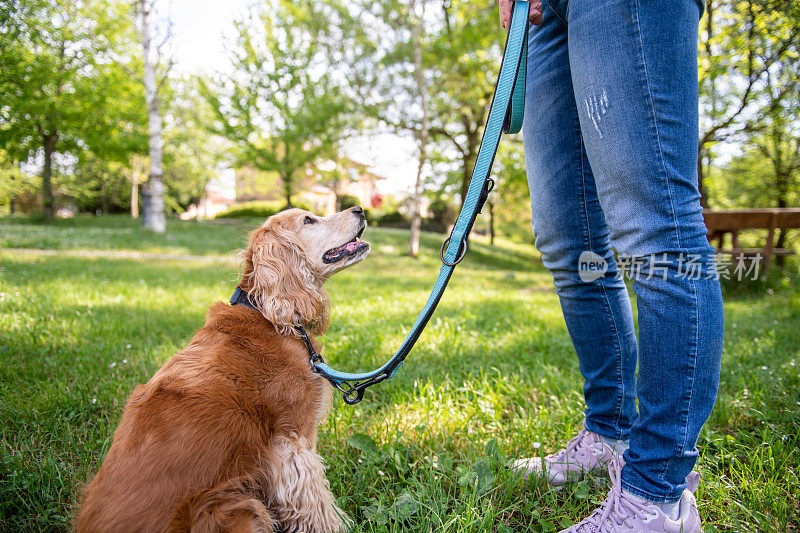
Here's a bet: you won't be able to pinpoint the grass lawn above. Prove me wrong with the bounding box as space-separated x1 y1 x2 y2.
1 215 798 532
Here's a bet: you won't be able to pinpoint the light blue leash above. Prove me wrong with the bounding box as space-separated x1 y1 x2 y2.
235 1 530 405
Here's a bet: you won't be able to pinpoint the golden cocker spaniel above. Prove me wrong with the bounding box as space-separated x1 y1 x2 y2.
77 207 369 532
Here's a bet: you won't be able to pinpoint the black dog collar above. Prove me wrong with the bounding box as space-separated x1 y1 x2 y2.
229 287 321 363
229 287 260 312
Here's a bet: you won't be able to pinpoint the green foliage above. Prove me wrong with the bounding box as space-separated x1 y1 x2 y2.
1 218 799 530
62 154 131 214
428 198 456 230
698 0 800 204
0 150 38 214
214 199 316 220
425 0 503 203
161 76 227 212
214 201 283 220
707 145 800 210
347 0 501 205
201 0 353 208
338 194 361 210
0 0 146 156
374 210 410 228
0 0 147 216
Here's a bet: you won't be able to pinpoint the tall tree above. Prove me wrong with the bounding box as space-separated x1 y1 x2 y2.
427 0 502 207
137 0 168 232
698 0 800 204
350 0 501 208
0 0 144 219
753 64 800 264
161 76 225 214
203 0 351 208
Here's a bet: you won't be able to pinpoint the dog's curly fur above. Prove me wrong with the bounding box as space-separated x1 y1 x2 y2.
76 208 368 533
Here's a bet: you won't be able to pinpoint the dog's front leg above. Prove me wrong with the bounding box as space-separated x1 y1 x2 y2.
269 437 351 533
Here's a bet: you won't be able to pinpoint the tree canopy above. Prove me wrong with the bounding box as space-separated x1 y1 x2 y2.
202 0 352 208
0 0 797 252
0 0 146 218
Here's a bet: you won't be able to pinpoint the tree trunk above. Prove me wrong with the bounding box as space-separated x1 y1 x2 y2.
9 162 18 215
697 151 709 208
488 200 495 245
774 146 788 267
140 0 166 233
41 131 58 220
100 181 109 214
282 172 293 209
460 157 471 208
697 0 714 208
775 224 787 267
408 0 428 258
459 125 480 207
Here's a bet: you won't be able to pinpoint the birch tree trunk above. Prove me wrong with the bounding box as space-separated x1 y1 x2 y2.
408 0 428 258
140 0 166 233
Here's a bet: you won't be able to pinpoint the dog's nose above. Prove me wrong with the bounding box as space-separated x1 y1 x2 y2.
351 206 365 217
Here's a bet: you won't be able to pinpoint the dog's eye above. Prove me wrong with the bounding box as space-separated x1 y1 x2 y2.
303 216 316 225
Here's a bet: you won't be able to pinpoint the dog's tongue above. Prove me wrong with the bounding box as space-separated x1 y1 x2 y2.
344 241 361 252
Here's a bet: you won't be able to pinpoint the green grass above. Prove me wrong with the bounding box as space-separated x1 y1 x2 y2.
1 216 798 532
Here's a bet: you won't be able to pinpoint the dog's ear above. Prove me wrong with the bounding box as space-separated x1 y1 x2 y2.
240 223 330 336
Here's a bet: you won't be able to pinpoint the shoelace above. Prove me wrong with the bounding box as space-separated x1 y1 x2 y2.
574 457 660 532
548 428 598 463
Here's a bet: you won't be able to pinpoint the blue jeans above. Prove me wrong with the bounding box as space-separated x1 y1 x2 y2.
522 0 724 503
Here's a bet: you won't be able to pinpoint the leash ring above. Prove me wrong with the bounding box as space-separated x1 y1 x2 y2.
342 388 365 405
440 235 468 267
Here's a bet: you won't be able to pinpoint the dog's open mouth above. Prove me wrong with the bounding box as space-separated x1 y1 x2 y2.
323 226 369 264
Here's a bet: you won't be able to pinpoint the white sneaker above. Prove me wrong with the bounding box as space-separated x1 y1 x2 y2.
560 457 703 533
512 426 626 485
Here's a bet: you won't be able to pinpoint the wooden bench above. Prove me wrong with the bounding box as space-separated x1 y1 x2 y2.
703 208 800 271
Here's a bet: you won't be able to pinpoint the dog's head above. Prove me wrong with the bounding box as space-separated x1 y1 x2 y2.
238 206 370 336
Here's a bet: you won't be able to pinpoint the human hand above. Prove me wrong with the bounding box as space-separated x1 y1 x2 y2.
498 0 543 28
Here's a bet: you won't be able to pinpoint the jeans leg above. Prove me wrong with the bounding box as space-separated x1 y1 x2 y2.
523 0 638 441
566 0 724 502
